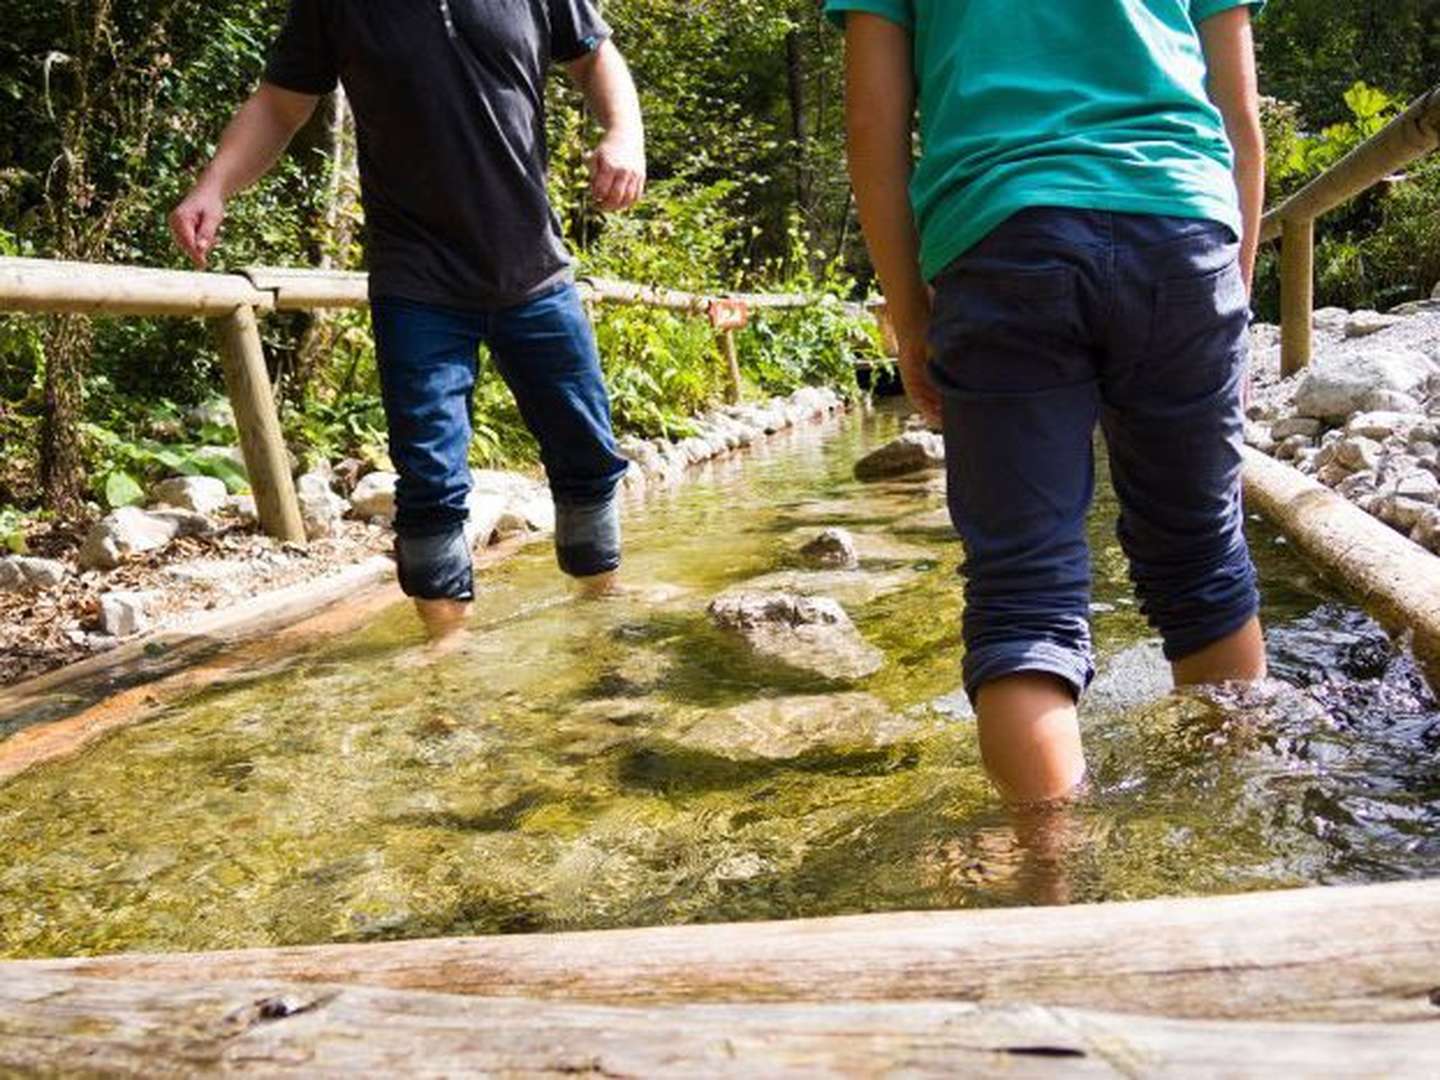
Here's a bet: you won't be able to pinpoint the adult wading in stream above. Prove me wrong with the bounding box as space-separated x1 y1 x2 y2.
833 0 1269 802
170 1 645 642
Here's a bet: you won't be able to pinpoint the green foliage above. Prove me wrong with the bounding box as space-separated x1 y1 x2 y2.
1256 83 1439 318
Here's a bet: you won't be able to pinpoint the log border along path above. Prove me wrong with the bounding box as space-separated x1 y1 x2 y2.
0 878 1438 1074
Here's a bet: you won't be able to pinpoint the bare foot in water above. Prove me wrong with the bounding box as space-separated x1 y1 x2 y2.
415 598 472 648
574 572 689 604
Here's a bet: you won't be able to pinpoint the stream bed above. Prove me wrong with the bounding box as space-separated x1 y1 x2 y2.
3 404 1438 959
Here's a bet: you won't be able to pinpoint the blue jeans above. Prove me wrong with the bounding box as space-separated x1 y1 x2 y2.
371 284 629 601
928 208 1260 702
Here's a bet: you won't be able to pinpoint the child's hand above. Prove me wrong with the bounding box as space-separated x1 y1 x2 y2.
897 334 942 430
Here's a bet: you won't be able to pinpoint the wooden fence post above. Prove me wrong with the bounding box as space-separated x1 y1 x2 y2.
719 328 742 404
212 304 305 543
1280 217 1315 379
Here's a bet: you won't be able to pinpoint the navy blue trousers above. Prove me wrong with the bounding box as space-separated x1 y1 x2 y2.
371 283 629 601
928 208 1260 702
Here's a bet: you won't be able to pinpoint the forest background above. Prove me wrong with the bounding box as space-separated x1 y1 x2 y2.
1 0 1438 539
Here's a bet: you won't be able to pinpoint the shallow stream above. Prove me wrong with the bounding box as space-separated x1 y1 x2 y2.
3 404 1438 959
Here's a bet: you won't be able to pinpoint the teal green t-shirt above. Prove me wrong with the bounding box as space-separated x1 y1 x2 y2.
825 0 1263 280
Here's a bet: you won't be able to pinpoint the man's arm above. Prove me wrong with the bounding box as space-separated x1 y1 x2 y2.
566 41 645 212
1199 7 1264 293
843 14 939 426
169 84 321 268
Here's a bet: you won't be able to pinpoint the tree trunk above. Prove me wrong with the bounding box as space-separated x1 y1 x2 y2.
38 315 90 515
785 28 812 224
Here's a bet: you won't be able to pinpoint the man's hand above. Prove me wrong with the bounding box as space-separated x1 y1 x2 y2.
587 131 645 212
169 183 226 269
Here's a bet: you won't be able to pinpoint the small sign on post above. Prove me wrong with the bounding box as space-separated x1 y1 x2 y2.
707 298 750 332
709 299 750 404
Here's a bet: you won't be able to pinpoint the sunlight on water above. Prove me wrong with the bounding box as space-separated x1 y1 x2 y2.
1 404 1437 959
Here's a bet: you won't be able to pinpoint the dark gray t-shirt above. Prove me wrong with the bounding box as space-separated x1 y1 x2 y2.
264 0 610 311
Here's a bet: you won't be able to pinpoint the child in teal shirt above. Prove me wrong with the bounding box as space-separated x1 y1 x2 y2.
829 1 1268 802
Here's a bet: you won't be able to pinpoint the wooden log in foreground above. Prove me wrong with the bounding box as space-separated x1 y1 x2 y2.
2 974 1436 1078
10 880 1440 1024
1242 446 1440 676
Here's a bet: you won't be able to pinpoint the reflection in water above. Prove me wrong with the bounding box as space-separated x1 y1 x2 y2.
1 403 1438 960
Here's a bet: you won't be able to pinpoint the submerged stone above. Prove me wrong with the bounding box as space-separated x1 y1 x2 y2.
799 527 860 570
708 590 884 681
669 692 922 762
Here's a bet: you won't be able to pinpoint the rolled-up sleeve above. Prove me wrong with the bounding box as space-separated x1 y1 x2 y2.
1191 0 1266 24
824 0 914 32
263 0 338 95
549 0 611 63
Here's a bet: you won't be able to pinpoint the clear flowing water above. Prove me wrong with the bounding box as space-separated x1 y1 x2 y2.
2 404 1438 960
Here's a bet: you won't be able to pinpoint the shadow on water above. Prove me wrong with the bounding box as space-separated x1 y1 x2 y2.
2 402 1439 959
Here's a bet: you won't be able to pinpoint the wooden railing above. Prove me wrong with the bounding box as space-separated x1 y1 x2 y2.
1262 83 1440 377
0 257 862 544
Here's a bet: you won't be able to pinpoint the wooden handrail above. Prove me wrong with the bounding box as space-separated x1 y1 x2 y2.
0 256 855 544
1262 84 1440 376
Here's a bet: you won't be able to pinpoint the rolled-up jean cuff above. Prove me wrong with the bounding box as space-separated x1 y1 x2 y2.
395 526 475 602
1160 595 1261 662
555 495 622 578
963 640 1095 707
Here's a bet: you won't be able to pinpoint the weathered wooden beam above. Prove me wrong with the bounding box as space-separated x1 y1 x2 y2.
578 276 710 314
1279 217 1315 376
212 305 305 543
10 879 1440 1024
1 974 1435 1078
243 266 369 310
0 256 274 317
1260 84 1440 245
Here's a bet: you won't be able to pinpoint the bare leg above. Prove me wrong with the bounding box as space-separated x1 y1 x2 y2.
414 598 471 642
1172 616 1266 686
575 569 622 599
975 672 1088 804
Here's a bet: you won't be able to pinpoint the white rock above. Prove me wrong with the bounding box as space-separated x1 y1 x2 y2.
0 556 67 592
1275 434 1311 461
226 494 258 525
295 473 348 540
469 469 537 499
185 398 235 431
1313 307 1351 335
1336 471 1377 499
98 591 152 637
1345 311 1406 339
1294 350 1435 421
1344 411 1426 441
1361 390 1424 414
1270 417 1322 440
708 591 883 682
149 508 213 538
1392 471 1440 503
1412 508 1440 552
351 471 398 523
1378 495 1432 531
1335 437 1383 473
151 475 229 516
79 507 180 570
465 491 510 548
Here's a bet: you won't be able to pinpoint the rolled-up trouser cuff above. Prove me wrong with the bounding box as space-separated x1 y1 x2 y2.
555 495 622 578
963 640 1095 707
395 526 474 602
1161 594 1261 662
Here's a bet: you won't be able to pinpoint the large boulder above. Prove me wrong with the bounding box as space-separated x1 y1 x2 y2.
1294 350 1435 422
854 431 945 481
708 590 884 681
668 693 921 763
79 507 182 570
1345 311 1406 339
150 475 229 516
